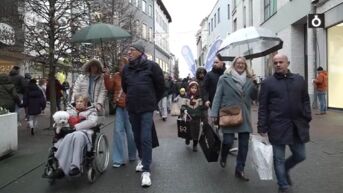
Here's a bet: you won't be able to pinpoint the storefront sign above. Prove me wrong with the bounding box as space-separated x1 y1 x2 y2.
308 14 325 28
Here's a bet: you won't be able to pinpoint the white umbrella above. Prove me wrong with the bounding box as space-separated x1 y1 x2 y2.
217 27 283 61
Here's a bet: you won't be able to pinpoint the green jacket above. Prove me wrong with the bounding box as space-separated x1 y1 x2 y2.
210 73 258 134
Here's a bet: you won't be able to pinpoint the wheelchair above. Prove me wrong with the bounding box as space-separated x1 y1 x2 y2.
42 123 110 184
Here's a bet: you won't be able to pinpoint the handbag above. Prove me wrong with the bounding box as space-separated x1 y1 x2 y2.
199 123 221 162
219 105 243 128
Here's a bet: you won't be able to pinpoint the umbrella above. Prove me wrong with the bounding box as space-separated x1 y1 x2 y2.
217 27 283 61
71 22 131 43
71 22 131 66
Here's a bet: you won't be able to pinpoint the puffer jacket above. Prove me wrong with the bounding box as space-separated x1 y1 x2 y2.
72 59 107 108
104 72 126 108
66 105 98 131
0 73 21 112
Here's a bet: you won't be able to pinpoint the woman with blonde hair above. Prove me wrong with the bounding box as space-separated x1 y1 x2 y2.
210 56 258 181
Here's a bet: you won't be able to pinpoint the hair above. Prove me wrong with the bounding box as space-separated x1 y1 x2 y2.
317 66 323 71
226 56 253 78
30 78 37 84
216 53 224 61
74 94 89 104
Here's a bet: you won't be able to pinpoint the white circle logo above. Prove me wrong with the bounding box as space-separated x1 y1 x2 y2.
311 15 322 27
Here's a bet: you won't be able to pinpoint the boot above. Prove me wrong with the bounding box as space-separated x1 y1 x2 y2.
193 140 198 152
31 128 35 136
220 144 230 168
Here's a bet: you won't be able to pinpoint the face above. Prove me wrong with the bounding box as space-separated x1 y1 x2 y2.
213 57 224 70
273 54 289 74
75 97 87 110
127 47 142 61
190 85 198 94
233 58 246 74
90 64 99 75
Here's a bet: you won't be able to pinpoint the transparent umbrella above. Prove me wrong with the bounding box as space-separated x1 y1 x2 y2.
217 27 283 61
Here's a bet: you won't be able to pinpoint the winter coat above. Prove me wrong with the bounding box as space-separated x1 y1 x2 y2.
8 68 27 94
104 72 126 108
203 67 226 104
66 105 98 131
257 72 312 145
46 79 63 100
0 74 21 112
122 56 165 113
210 72 258 134
182 96 203 119
314 71 328 92
23 82 46 115
72 59 107 108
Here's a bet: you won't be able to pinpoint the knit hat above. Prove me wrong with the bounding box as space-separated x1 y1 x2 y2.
179 88 186 93
317 66 323 71
130 42 145 53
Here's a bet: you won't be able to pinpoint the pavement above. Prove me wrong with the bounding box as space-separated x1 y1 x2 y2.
0 106 342 193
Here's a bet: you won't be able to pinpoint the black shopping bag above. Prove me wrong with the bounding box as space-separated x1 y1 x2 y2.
177 119 191 139
199 123 221 162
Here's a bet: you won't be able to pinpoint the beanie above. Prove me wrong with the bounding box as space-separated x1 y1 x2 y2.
188 81 199 88
179 88 186 93
130 42 145 54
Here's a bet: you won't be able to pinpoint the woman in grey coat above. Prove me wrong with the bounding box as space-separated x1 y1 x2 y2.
210 56 258 181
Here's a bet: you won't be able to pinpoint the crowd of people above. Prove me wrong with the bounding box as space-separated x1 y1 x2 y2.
0 40 326 193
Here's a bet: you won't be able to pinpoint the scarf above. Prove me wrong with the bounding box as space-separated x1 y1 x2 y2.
231 69 246 93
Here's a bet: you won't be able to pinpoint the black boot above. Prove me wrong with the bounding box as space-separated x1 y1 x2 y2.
31 128 34 136
220 144 230 168
193 140 198 152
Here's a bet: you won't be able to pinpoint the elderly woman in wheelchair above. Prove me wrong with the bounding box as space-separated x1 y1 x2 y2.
43 94 109 183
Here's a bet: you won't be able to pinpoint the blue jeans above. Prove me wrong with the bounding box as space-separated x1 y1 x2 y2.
128 111 153 172
273 143 306 189
317 91 327 113
112 107 137 164
222 132 250 172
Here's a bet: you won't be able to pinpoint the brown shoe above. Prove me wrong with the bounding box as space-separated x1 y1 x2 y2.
235 171 249 181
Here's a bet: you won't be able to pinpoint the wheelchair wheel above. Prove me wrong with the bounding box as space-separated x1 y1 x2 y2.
93 133 109 173
87 168 96 183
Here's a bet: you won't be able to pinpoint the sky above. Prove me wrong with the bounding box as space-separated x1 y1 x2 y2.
163 0 217 78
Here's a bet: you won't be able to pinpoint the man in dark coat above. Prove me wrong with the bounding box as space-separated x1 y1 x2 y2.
8 66 26 95
122 42 165 188
203 54 226 108
0 73 21 112
258 53 311 193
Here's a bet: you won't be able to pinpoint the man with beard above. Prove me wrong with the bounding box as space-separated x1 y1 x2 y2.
203 54 226 108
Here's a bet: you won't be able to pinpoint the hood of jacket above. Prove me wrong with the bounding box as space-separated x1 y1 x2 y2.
82 59 104 74
196 67 207 80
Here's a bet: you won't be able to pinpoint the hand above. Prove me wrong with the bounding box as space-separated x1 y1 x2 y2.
205 101 211 108
95 104 102 112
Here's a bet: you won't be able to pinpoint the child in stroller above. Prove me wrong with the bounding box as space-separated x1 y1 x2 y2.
48 94 98 178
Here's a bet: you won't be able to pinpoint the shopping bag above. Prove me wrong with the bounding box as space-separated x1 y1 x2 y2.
171 103 180 116
250 135 273 180
199 123 221 162
177 119 191 139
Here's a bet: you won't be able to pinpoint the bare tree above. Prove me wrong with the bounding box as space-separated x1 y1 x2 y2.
24 0 90 127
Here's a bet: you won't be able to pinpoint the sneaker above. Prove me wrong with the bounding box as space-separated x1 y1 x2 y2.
136 160 143 172
141 172 151 187
278 187 290 193
112 163 125 168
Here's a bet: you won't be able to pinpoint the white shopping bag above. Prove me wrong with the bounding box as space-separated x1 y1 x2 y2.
250 135 274 180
